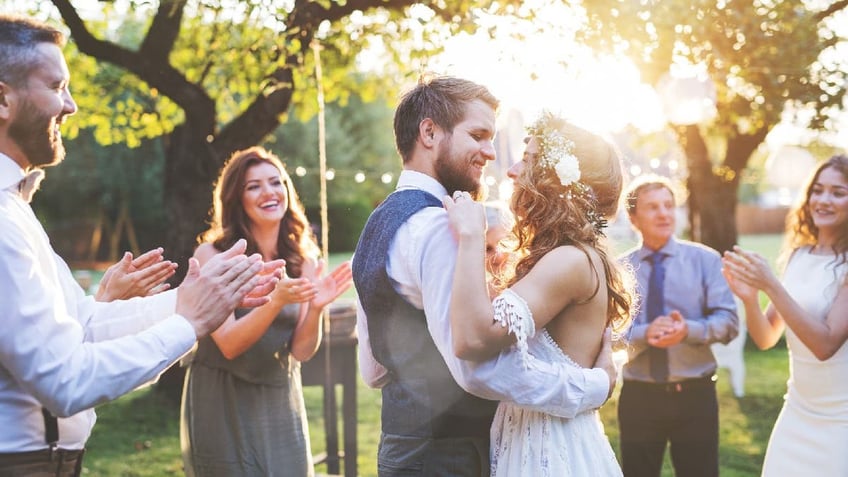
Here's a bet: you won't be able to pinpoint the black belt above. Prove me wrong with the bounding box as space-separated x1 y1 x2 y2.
0 448 85 477
624 375 716 393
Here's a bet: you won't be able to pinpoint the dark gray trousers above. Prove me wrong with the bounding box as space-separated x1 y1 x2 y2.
377 433 490 477
0 449 84 477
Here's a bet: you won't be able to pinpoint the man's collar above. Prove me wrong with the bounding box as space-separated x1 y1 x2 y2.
396 170 448 200
0 153 27 192
638 236 678 260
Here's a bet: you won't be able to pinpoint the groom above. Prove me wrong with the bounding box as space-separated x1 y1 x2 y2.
353 75 616 476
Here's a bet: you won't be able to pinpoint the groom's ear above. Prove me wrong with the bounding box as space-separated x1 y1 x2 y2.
419 118 440 147
0 81 14 121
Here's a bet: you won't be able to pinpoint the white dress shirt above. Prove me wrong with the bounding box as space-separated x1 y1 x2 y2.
0 154 197 452
356 170 609 419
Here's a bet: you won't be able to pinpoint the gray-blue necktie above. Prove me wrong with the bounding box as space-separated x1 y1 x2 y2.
646 252 669 382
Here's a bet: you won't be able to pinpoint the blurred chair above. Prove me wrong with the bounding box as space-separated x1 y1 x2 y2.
72 270 98 295
711 298 746 397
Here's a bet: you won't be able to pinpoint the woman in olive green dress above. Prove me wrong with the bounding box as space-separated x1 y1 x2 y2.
181 146 352 477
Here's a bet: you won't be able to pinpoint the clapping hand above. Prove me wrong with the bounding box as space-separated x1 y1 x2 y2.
176 239 268 338
271 265 318 306
243 259 287 308
647 310 687 348
722 246 774 302
309 260 353 309
95 247 178 302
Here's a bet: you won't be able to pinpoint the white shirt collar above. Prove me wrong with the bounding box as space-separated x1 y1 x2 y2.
396 170 448 200
0 153 26 193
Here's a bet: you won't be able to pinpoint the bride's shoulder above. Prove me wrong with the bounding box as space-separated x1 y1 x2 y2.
542 245 600 267
533 246 599 283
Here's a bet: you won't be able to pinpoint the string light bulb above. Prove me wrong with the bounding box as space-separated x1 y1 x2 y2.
668 160 679 172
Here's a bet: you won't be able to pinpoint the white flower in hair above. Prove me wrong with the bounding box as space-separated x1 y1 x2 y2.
526 112 608 236
552 147 580 187
531 115 581 187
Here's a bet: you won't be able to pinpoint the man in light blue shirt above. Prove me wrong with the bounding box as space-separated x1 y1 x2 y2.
618 174 738 477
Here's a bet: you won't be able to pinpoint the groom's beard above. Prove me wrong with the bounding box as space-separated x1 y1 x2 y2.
435 135 487 201
9 97 66 168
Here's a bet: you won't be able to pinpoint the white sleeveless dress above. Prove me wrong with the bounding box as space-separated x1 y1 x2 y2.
489 290 623 477
761 248 848 476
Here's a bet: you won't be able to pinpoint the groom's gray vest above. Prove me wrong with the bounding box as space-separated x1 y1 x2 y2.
352 189 497 438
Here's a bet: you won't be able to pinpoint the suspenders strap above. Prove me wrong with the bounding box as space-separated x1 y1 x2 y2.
41 407 58 449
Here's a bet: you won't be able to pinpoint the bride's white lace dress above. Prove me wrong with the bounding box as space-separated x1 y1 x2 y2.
490 290 622 477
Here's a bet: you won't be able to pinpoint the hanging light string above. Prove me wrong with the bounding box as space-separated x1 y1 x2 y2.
313 40 329 259
292 166 396 184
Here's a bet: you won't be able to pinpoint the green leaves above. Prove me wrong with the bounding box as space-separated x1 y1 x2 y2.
51 0 527 150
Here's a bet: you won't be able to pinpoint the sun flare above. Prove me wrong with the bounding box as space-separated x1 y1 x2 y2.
430 21 666 138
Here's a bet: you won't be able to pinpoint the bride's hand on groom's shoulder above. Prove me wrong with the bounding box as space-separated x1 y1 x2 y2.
443 191 485 240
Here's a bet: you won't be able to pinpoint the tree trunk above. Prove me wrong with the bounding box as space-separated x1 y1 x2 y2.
676 124 740 254
163 125 222 270
155 124 225 402
676 123 768 255
687 170 739 254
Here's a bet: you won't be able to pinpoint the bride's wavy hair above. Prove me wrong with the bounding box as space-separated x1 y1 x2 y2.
507 116 633 334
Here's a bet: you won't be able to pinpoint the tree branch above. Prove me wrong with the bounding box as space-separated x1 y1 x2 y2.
724 126 770 173
213 0 421 152
815 0 848 21
50 0 216 135
139 0 187 62
287 0 421 38
215 65 295 153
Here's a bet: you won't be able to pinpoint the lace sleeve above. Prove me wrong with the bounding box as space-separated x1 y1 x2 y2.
492 289 536 368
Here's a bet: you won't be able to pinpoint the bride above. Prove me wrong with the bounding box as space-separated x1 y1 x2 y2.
444 112 633 476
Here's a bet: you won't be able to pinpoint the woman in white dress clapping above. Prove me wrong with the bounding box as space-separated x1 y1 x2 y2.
722 154 848 476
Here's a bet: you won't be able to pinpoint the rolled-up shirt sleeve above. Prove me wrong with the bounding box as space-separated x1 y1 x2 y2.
355 300 390 388
682 252 738 345
0 220 196 417
58 256 181 342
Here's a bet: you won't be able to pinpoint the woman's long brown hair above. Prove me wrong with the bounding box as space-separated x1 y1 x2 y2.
771 154 848 276
199 146 319 278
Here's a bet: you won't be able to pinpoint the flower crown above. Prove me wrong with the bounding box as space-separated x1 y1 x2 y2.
526 112 608 235
527 114 581 188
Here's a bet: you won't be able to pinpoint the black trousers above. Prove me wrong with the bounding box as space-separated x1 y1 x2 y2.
618 378 719 477
0 449 84 477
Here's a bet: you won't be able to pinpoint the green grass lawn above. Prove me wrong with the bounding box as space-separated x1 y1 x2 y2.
81 234 787 476
81 346 790 477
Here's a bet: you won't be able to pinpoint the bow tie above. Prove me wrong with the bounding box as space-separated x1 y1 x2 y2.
18 168 45 203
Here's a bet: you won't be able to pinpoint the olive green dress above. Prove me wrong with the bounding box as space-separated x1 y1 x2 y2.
181 304 313 477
